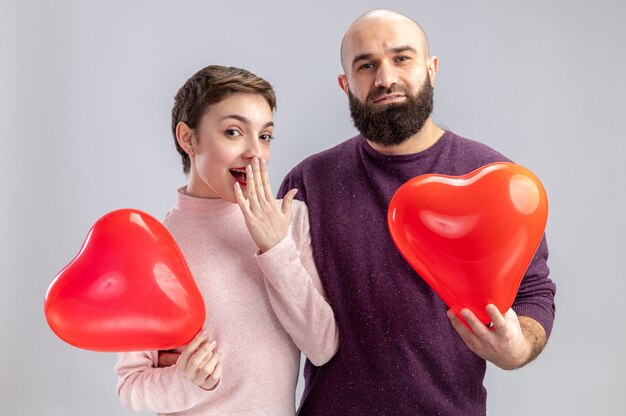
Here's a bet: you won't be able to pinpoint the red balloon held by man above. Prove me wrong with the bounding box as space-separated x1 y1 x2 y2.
387 162 548 325
44 208 205 352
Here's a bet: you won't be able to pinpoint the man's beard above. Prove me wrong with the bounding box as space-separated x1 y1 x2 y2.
348 75 434 147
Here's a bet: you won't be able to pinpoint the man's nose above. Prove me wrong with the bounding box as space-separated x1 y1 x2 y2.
374 61 398 89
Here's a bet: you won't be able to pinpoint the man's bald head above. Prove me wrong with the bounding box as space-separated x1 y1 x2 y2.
340 9 430 72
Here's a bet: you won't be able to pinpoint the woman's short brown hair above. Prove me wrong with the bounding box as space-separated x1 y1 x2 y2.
171 65 276 174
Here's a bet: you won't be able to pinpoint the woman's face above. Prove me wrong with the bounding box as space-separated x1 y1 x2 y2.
185 93 274 202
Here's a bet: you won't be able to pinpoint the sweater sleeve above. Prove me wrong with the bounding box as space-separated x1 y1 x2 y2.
511 234 556 338
114 350 216 413
254 201 339 366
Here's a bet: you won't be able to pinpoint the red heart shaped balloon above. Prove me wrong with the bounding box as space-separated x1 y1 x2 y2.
45 209 205 352
388 162 548 324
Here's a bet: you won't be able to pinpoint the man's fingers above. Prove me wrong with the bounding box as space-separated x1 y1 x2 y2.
447 309 473 341
486 304 507 331
460 308 490 337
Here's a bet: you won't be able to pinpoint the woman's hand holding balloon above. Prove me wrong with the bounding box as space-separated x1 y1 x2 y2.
176 330 222 391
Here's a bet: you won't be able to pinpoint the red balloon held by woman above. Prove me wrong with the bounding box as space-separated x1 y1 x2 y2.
387 162 548 324
44 208 206 352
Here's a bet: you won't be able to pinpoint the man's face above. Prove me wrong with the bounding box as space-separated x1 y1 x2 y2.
339 16 437 144
348 73 433 146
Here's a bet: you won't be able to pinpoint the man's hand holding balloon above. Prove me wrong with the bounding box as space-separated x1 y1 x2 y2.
447 305 547 370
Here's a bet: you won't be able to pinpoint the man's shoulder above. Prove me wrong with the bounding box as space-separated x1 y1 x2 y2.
285 135 360 176
444 130 511 164
278 135 360 199
303 135 359 165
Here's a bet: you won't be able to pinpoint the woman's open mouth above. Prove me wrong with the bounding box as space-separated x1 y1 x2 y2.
229 168 247 185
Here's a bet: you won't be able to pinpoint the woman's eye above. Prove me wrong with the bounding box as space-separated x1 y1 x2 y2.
260 134 274 142
225 129 241 137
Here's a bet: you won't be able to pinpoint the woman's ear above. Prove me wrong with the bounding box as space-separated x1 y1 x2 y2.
176 121 194 154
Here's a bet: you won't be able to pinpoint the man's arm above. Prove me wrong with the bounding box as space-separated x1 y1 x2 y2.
518 315 548 365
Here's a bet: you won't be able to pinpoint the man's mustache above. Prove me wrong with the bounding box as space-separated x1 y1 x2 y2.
367 86 409 102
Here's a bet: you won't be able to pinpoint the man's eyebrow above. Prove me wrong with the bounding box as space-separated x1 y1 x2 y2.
390 45 417 55
352 53 373 69
351 46 418 69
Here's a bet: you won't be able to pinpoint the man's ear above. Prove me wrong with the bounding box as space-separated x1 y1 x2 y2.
175 121 194 153
338 74 350 95
427 56 439 87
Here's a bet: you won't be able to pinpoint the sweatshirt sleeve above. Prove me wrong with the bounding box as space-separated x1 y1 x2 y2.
511 234 556 338
255 201 339 366
115 350 216 413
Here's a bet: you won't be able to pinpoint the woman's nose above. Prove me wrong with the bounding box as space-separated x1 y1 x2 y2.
242 139 261 159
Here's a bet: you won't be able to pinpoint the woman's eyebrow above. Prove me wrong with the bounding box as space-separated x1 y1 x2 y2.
220 114 273 129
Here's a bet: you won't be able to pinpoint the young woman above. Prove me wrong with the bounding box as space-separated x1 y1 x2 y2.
115 65 339 415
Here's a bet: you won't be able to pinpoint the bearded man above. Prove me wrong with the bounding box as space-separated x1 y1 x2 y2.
278 9 556 416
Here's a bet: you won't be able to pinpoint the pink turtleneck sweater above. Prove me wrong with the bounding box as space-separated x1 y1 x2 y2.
115 189 339 415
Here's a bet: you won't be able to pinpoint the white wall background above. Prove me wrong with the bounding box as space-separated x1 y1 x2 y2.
1 0 624 414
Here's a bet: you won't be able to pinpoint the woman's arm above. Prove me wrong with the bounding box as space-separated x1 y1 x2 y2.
234 157 339 365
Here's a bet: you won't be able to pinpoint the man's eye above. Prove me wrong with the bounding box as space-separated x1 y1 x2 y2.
260 134 274 142
396 56 409 62
360 63 375 70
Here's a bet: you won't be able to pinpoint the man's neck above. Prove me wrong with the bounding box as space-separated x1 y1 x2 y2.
366 119 445 156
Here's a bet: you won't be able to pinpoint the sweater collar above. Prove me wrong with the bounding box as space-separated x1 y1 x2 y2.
358 130 452 163
172 186 240 218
